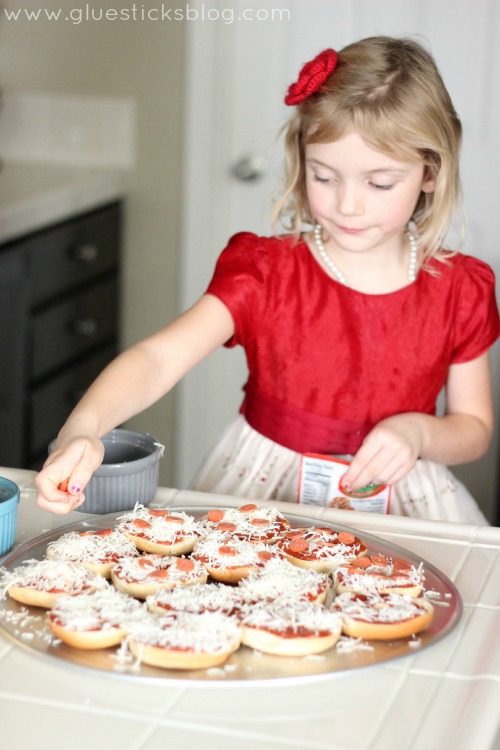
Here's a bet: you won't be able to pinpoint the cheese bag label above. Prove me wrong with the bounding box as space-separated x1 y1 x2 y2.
298 454 391 513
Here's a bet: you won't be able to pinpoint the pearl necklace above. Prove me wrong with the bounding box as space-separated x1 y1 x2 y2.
313 223 418 286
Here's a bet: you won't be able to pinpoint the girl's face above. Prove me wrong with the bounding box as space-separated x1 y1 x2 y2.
305 130 435 255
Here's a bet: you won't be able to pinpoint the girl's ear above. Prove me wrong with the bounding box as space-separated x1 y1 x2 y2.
422 174 436 193
421 165 437 194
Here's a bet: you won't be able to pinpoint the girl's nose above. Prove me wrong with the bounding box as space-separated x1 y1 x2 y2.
337 183 364 216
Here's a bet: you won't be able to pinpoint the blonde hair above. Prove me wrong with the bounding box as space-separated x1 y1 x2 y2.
272 36 463 264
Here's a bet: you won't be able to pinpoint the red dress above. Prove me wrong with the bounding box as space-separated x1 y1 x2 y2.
205 232 500 455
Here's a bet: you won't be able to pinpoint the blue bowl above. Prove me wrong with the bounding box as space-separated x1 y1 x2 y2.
0 477 20 556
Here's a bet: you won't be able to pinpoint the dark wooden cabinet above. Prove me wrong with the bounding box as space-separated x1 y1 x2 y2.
0 249 29 466
0 201 122 469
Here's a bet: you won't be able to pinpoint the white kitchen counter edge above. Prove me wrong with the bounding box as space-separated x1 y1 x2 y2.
0 161 128 245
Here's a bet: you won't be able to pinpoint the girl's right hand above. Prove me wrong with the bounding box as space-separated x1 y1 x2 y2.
35 435 105 515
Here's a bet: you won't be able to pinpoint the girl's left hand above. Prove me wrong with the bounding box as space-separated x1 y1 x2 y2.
341 414 424 490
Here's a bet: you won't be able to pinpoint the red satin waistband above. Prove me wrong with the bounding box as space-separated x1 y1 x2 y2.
240 381 372 455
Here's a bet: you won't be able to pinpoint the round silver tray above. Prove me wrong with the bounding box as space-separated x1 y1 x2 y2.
0 506 462 685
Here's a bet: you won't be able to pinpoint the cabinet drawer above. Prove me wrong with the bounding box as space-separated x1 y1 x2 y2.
26 203 121 306
31 278 118 380
29 345 117 457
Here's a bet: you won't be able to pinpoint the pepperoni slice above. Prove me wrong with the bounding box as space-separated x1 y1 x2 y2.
207 509 225 522
133 519 152 529
289 537 309 553
251 518 270 526
149 509 171 517
239 503 257 513
257 550 273 561
163 515 184 524
217 522 237 532
57 478 70 492
370 554 390 567
351 556 371 569
79 528 113 537
138 557 155 569
393 558 412 572
218 545 237 556
347 566 365 576
149 569 170 580
337 532 356 545
285 529 303 539
176 557 195 572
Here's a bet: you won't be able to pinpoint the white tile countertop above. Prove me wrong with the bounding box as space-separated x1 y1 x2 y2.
0 161 127 245
0 467 499 750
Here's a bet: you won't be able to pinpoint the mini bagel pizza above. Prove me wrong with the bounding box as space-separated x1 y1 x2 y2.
202 503 290 543
238 557 330 605
241 596 343 656
334 554 425 597
116 505 205 555
192 536 284 583
146 581 243 618
46 528 139 578
126 610 242 670
1 559 108 609
49 586 145 649
111 554 207 599
332 591 434 640
275 527 367 573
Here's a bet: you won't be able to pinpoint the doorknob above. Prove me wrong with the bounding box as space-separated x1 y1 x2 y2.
231 155 266 181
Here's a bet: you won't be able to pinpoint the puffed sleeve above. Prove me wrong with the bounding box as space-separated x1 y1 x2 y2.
452 256 500 363
204 232 272 348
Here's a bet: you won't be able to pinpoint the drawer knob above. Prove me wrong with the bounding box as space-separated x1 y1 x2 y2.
71 243 99 263
72 317 97 337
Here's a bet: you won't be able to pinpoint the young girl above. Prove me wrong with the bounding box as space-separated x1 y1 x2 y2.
36 36 500 524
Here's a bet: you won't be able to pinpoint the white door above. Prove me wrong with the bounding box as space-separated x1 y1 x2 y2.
178 0 500 521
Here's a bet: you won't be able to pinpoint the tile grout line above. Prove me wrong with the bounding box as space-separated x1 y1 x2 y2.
0 689 348 750
358 669 411 750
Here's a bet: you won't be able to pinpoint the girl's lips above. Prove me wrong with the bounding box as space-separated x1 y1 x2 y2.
337 226 365 235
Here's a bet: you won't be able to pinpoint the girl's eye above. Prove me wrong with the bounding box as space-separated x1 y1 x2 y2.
313 174 332 184
371 182 394 191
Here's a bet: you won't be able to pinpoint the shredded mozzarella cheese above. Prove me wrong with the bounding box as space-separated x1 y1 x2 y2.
333 592 432 623
334 560 425 593
242 596 342 636
146 582 243 616
127 610 242 653
193 537 278 569
238 558 329 602
46 530 138 564
117 505 205 544
1 559 108 596
112 555 205 584
50 587 145 631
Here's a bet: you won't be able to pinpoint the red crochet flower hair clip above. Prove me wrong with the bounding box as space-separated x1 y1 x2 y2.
284 48 338 106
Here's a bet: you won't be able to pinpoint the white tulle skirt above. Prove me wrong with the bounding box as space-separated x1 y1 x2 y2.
190 415 489 525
